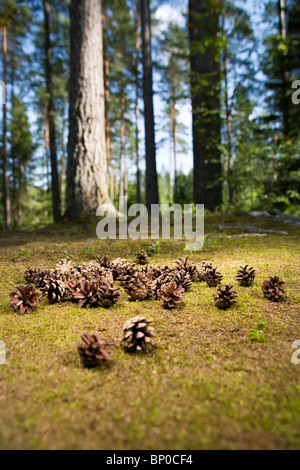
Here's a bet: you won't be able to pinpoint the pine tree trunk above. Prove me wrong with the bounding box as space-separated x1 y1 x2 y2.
135 2 141 204
103 10 111 183
140 0 159 209
2 26 11 230
120 69 126 199
278 0 290 135
171 62 178 202
67 0 115 217
222 20 234 205
43 0 61 222
189 0 222 210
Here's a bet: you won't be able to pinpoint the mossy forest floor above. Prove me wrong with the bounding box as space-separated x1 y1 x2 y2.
0 213 300 450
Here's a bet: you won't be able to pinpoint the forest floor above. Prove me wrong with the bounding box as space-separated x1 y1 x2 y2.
0 213 300 450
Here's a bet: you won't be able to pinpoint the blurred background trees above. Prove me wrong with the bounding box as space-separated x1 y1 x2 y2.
0 0 299 228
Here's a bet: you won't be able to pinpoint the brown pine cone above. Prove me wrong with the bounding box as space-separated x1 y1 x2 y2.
10 284 41 314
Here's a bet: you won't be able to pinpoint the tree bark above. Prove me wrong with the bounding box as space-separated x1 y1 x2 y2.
222 19 233 205
140 0 159 209
135 2 141 204
278 0 290 135
67 0 115 217
2 26 11 230
43 0 61 222
188 0 222 210
120 69 126 199
102 10 111 183
171 61 178 202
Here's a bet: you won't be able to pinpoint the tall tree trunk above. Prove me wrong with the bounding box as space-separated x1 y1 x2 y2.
189 0 222 210
102 10 111 184
60 119 66 213
278 0 290 135
171 61 178 202
2 26 11 230
140 0 159 209
135 2 141 204
10 25 17 217
120 69 125 199
67 0 115 217
222 19 234 205
43 0 61 222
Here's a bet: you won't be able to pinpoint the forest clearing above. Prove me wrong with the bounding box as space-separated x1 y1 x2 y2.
0 213 300 450
1 0 300 453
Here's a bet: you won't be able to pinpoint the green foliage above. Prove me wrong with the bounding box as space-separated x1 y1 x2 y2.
250 323 265 343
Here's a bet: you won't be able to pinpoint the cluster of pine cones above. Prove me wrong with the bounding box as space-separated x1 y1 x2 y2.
9 254 286 316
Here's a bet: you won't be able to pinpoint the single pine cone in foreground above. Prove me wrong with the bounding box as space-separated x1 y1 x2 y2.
41 278 66 303
158 281 185 309
214 284 238 309
122 316 155 352
77 333 111 368
135 250 149 265
236 265 256 286
98 279 121 308
204 267 223 287
262 276 286 301
10 284 41 314
71 280 99 308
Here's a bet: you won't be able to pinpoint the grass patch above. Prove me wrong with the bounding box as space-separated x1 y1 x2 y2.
0 213 300 449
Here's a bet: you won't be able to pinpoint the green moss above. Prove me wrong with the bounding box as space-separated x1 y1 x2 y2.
0 214 300 449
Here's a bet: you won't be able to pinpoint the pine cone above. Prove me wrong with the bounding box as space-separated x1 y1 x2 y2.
98 255 111 269
262 276 286 301
24 267 54 287
10 284 41 314
158 281 185 309
55 259 79 278
236 265 256 286
65 278 82 296
214 284 238 309
71 280 99 308
204 267 223 287
118 262 138 280
135 250 149 265
98 279 121 308
174 256 197 280
76 262 113 284
110 258 127 280
142 265 164 281
196 261 213 282
172 270 193 291
41 278 66 303
122 316 155 352
120 272 149 301
77 333 111 368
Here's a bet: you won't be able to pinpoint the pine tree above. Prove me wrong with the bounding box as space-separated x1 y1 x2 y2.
67 0 115 217
140 0 159 209
189 0 222 211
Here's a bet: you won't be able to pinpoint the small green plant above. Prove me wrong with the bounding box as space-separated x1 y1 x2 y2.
62 250 71 260
83 246 96 257
146 241 161 256
13 247 32 261
250 323 265 343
